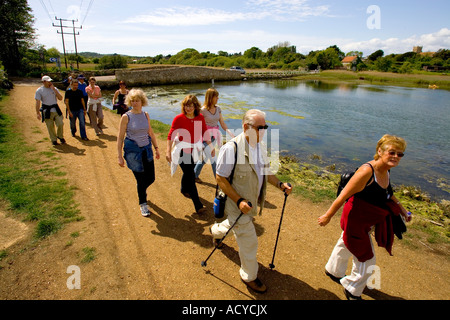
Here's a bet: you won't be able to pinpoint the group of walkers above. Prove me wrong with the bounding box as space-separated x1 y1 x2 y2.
34 75 412 299
35 74 128 145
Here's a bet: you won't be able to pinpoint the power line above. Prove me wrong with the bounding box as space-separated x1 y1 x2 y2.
38 0 53 23
81 0 94 26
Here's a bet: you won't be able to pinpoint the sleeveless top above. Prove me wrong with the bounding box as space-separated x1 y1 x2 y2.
355 163 393 208
126 111 151 147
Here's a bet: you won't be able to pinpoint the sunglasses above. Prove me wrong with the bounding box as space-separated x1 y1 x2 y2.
251 124 269 131
388 151 405 158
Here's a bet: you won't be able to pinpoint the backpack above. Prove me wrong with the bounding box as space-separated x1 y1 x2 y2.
336 163 374 197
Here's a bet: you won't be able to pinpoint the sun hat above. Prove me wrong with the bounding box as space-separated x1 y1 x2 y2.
41 75 53 82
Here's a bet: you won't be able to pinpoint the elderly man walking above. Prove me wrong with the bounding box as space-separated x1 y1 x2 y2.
35 75 65 146
210 109 292 293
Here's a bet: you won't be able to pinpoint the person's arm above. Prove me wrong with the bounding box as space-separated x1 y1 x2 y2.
117 115 129 167
35 99 42 120
50 82 63 100
145 112 160 160
219 112 235 138
112 90 119 105
318 164 373 226
268 174 292 195
391 194 412 222
217 175 253 214
64 97 73 118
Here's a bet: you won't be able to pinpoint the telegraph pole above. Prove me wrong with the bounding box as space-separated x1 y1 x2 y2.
52 17 82 70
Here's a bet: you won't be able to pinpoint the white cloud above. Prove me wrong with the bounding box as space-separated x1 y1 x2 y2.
247 0 330 20
123 7 259 26
340 28 450 56
122 0 330 27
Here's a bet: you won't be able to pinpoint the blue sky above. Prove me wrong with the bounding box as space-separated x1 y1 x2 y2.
29 0 450 57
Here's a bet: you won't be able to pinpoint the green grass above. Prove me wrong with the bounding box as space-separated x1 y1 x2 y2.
295 70 450 90
0 96 82 239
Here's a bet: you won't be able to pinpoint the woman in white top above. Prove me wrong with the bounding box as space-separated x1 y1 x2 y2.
194 88 235 183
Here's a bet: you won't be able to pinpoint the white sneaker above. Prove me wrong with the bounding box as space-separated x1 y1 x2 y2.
140 204 151 217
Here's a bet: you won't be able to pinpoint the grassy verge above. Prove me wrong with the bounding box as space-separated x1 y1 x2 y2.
294 70 450 90
0 95 82 240
276 154 450 251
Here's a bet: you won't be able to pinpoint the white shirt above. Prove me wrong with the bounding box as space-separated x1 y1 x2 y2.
35 86 60 112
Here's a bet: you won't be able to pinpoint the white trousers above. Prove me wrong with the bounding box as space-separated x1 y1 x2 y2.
211 214 258 282
325 232 376 297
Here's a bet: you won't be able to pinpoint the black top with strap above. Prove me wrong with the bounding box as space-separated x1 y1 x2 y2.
355 163 393 208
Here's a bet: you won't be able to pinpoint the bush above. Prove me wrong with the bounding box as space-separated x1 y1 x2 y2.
98 54 127 69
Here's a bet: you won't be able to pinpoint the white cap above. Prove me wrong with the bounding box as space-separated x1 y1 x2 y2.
41 75 53 82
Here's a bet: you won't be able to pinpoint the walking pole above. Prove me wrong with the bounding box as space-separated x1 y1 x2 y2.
269 183 291 270
201 202 251 267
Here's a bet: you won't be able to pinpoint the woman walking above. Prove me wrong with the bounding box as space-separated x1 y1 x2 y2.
194 88 235 183
112 81 130 116
318 134 412 300
85 77 104 135
166 94 214 214
117 89 160 217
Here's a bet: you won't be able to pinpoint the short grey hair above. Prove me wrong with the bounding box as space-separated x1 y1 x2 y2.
242 109 266 126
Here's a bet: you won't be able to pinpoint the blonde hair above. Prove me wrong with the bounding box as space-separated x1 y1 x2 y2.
125 88 148 106
204 88 219 110
374 134 407 160
181 94 201 116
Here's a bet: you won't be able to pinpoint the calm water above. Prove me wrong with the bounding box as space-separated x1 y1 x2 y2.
103 80 450 201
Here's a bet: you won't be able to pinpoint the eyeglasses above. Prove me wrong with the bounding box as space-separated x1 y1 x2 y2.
250 124 269 131
388 151 405 158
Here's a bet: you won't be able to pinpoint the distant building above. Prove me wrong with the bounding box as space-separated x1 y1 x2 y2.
341 56 358 70
413 46 423 53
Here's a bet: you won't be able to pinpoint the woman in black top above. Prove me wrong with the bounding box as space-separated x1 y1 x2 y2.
318 134 411 300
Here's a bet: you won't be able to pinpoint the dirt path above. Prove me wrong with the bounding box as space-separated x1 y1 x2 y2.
0 83 448 301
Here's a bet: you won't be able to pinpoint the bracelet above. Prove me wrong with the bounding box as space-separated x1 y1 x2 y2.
236 198 245 208
154 147 159 149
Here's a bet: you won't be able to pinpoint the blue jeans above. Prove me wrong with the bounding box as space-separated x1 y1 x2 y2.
194 140 217 179
70 109 87 139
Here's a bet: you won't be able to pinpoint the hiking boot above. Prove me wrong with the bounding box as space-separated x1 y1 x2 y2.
242 278 267 294
59 138 66 144
140 204 151 217
52 141 59 146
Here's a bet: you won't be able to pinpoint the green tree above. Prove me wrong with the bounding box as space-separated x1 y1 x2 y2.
98 54 128 69
0 0 35 75
368 49 384 61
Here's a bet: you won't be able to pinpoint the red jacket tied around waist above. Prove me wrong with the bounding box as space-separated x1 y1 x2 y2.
340 196 402 262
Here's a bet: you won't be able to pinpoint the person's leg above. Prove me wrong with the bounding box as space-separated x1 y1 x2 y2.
69 112 77 136
340 235 376 298
78 110 88 139
89 108 100 134
44 116 57 143
54 114 65 141
96 104 104 131
325 232 353 278
179 154 203 211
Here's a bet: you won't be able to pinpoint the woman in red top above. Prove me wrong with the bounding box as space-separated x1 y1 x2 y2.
166 95 214 214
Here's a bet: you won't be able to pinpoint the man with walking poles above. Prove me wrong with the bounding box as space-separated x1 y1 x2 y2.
207 109 292 293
